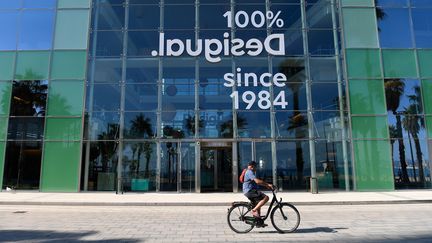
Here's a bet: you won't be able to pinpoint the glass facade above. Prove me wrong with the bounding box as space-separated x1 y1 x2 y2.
0 0 431 193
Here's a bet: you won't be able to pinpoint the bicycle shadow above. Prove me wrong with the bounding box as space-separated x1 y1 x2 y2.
257 227 347 234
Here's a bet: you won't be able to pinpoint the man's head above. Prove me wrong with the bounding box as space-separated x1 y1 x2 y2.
248 161 257 171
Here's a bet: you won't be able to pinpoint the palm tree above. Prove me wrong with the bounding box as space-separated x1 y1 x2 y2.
384 79 409 183
129 114 154 178
183 115 204 136
97 123 119 172
219 114 248 138
389 125 398 175
162 125 185 185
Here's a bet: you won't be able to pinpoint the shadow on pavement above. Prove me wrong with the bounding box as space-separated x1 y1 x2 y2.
0 230 140 242
257 227 347 234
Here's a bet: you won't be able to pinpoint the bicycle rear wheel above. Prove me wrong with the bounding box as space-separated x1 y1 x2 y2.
270 202 300 233
227 204 255 233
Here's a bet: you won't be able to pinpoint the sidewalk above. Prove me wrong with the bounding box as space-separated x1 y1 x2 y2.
1 190 432 206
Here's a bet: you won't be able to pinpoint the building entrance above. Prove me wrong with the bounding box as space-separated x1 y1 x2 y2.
200 143 233 192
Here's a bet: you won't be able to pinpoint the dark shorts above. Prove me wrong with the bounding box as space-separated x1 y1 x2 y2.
244 189 266 206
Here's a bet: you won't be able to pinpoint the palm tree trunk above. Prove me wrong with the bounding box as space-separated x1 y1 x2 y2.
395 113 410 183
412 133 425 183
292 90 304 185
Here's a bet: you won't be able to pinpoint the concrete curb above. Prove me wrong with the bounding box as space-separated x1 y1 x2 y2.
1 200 432 207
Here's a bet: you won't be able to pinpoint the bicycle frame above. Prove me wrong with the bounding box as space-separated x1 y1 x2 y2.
255 189 284 221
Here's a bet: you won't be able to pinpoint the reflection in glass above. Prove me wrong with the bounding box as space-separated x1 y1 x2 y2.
378 8 413 48
124 112 156 139
306 1 332 29
92 31 123 57
308 30 335 56
127 31 159 57
128 5 160 30
87 84 121 111
162 110 194 138
7 117 44 140
10 80 48 116
181 143 195 192
274 112 308 139
87 141 118 191
199 111 232 138
92 5 125 30
412 9 432 48
0 11 19 50
18 10 54 50
89 59 122 83
125 83 158 111
237 111 271 138
126 59 158 83
86 112 120 140
276 141 310 190
161 142 178 191
255 142 273 184
314 111 343 141
315 140 349 190
309 58 337 82
3 141 42 190
164 5 195 30
122 142 157 192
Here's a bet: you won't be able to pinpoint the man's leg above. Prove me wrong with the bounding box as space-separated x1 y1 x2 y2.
252 195 269 215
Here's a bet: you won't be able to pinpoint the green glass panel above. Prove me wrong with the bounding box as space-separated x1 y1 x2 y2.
15 51 50 80
47 80 84 116
349 80 386 115
342 8 379 48
45 118 82 141
427 117 432 138
342 0 374 7
0 141 5 189
58 0 90 8
418 50 432 78
346 49 381 78
51 51 87 79
54 10 90 50
0 81 11 115
382 49 417 78
422 80 432 114
0 117 7 140
0 52 15 80
41 142 80 192
352 116 389 139
353 140 394 190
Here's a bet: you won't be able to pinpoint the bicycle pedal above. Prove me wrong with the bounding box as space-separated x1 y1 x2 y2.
256 223 268 228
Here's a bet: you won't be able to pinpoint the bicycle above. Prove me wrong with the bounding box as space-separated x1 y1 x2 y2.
227 186 300 233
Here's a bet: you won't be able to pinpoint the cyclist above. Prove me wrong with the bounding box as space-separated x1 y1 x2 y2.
243 160 273 226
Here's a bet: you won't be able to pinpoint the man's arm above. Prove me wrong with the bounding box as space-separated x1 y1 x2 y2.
254 178 272 189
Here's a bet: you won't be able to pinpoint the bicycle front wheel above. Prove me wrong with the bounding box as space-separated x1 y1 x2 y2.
270 202 300 233
227 204 255 233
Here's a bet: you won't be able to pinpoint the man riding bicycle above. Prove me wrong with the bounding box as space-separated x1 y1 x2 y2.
242 161 273 226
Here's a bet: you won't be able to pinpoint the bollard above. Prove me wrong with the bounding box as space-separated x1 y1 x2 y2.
310 177 318 194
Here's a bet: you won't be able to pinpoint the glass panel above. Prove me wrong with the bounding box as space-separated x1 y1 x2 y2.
427 117 432 138
55 10 90 50
341 0 374 7
274 111 308 139
352 116 389 139
92 5 125 30
311 83 339 110
392 139 430 188
0 0 22 9
122 141 157 192
345 49 382 78
308 30 335 56
7 117 45 140
315 140 350 190
199 82 232 110
41 142 80 192
15 51 50 80
89 59 122 83
127 31 159 57
388 114 427 139
375 0 409 7
0 117 7 140
0 52 15 80
160 142 178 191
309 58 337 82
86 112 120 140
18 10 54 50
48 80 84 116
307 3 332 28
237 111 271 138
200 146 232 192
342 8 379 48
418 50 432 77
273 29 304 56
422 80 432 114
10 80 48 116
181 142 195 192
199 110 232 138
161 110 194 138
377 8 413 48
86 84 121 111
411 0 432 7
128 5 159 30
410 9 432 48
0 141 4 187
162 82 194 110
314 111 343 141
126 59 158 83
58 0 91 9
164 4 195 30
92 31 123 57
0 10 18 50
0 81 12 115
255 142 272 184
125 83 159 111
51 51 87 80
45 118 82 141
353 140 394 190
23 0 56 8
384 79 423 114
382 50 417 78
3 141 43 190
86 141 118 191
124 112 156 139
200 4 230 30
276 141 310 190
349 79 386 115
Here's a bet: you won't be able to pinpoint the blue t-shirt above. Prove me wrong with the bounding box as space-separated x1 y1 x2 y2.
242 169 258 193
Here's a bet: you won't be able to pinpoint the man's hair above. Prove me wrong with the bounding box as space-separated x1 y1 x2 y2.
248 160 257 167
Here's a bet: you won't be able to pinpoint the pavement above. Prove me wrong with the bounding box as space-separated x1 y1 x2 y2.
1 189 432 206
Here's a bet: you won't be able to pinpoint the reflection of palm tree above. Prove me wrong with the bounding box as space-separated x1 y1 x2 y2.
279 59 306 185
389 125 398 175
129 114 154 178
385 79 409 183
184 115 204 136
402 104 425 183
97 123 119 172
163 126 185 184
219 114 247 138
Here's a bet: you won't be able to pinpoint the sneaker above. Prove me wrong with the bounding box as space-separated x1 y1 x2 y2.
256 222 268 228
251 209 260 218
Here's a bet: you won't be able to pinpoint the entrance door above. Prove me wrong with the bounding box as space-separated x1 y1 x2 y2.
200 146 232 192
